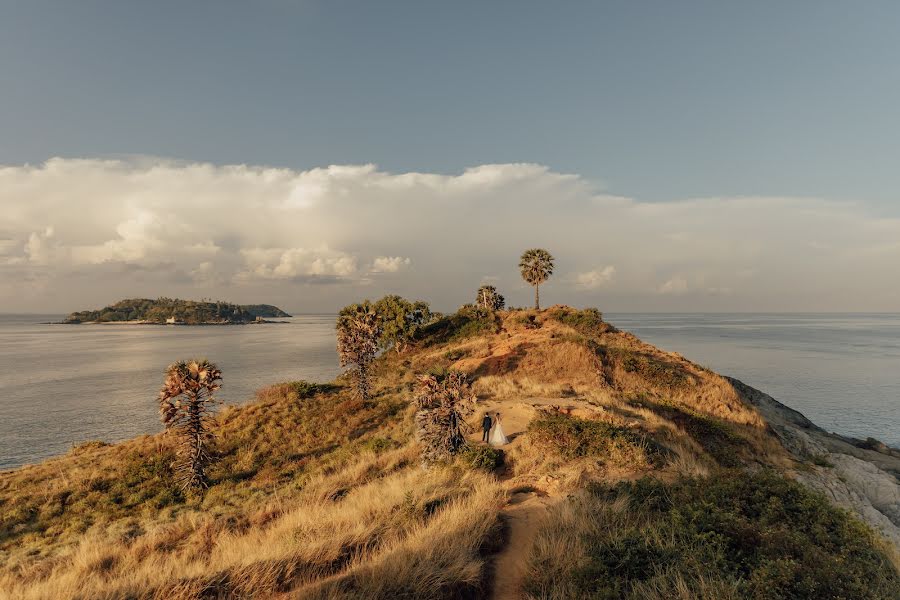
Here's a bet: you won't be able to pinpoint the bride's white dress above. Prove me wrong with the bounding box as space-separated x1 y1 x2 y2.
489 419 509 446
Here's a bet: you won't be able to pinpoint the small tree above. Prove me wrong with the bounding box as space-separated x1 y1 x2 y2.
158 359 222 491
373 295 433 353
519 248 555 310
475 285 505 311
336 302 382 401
414 370 477 463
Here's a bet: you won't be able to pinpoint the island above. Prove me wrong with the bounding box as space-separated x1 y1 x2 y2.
62 297 292 324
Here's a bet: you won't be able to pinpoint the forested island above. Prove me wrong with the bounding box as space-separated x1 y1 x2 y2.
62 298 291 324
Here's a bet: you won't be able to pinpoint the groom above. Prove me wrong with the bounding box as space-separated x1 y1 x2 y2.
481 413 493 442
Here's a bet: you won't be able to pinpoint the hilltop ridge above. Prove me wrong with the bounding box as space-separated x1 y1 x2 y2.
1 306 898 599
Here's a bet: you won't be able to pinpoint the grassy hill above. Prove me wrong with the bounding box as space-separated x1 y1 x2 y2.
2 307 898 599
63 298 291 324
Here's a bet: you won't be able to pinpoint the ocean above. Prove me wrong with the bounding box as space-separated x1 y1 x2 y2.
0 313 897 470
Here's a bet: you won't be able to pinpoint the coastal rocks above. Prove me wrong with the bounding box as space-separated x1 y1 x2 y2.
728 377 900 550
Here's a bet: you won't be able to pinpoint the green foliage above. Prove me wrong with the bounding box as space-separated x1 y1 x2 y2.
373 295 434 352
460 444 504 471
513 313 541 329
604 347 694 389
519 248 555 309
558 471 900 599
475 285 505 311
528 413 654 463
284 380 339 400
418 304 500 345
63 298 290 324
548 307 610 335
639 398 741 466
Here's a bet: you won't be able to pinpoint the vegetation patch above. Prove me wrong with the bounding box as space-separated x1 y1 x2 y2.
527 413 656 466
526 471 900 599
418 305 500 345
602 347 695 389
548 307 612 336
460 444 504 471
64 297 289 324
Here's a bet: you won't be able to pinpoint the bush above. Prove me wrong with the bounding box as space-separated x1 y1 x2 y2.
548 307 611 335
460 444 504 471
417 305 500 345
542 471 900 600
513 314 541 329
527 413 655 465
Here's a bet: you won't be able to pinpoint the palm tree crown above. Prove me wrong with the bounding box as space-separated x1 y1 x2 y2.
519 248 555 310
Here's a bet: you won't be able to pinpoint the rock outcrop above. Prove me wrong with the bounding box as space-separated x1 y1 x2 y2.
730 377 900 549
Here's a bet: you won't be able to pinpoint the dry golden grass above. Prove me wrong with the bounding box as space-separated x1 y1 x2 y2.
1 448 504 600
2 305 848 599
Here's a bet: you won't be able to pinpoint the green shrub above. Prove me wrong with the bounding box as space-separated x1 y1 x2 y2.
286 380 339 399
548 307 612 335
513 314 541 329
546 471 900 600
639 399 741 466
417 305 500 345
603 347 693 389
528 413 655 465
460 444 504 471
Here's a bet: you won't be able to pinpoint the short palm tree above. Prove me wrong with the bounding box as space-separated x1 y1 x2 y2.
476 285 505 311
158 359 222 491
414 370 477 463
519 248 555 310
336 302 382 401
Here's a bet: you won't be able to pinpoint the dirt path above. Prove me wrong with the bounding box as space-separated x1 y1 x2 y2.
490 489 552 600
475 397 602 599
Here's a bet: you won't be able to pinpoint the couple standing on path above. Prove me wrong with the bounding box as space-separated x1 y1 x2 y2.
481 412 509 446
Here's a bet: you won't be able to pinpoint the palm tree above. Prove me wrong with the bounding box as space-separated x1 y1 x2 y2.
158 359 222 490
414 370 477 463
519 248 555 310
476 285 505 311
336 302 382 401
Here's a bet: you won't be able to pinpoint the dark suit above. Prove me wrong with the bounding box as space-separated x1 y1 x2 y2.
481 415 493 442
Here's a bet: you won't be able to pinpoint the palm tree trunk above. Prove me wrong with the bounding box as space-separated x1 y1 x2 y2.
535 284 540 311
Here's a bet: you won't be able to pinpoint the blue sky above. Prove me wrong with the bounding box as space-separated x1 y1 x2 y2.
3 1 900 205
2 2 900 312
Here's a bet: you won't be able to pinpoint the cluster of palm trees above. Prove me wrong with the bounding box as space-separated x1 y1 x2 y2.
157 249 556 490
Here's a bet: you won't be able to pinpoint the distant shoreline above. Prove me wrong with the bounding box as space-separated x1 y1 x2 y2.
53 319 290 325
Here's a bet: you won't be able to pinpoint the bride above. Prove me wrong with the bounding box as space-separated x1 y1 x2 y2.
489 411 509 446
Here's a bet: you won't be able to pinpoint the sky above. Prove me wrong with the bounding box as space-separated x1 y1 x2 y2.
2 1 900 313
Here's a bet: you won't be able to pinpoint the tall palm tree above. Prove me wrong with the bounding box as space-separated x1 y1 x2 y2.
336 302 382 401
519 248 555 310
158 359 222 490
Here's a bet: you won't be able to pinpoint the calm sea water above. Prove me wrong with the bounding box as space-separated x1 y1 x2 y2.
0 313 898 470
607 313 900 449
0 315 340 470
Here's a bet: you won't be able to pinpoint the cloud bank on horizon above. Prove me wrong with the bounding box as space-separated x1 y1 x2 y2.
1 157 898 313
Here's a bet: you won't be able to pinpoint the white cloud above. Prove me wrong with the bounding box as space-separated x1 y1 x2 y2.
371 256 411 273
238 247 358 281
1 157 900 312
658 276 689 295
575 266 616 289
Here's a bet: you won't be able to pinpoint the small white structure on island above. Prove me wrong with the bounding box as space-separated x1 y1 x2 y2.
166 316 180 324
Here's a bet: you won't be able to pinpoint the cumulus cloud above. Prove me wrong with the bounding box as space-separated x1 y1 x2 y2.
1 157 899 312
575 266 616 290
371 256 411 273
